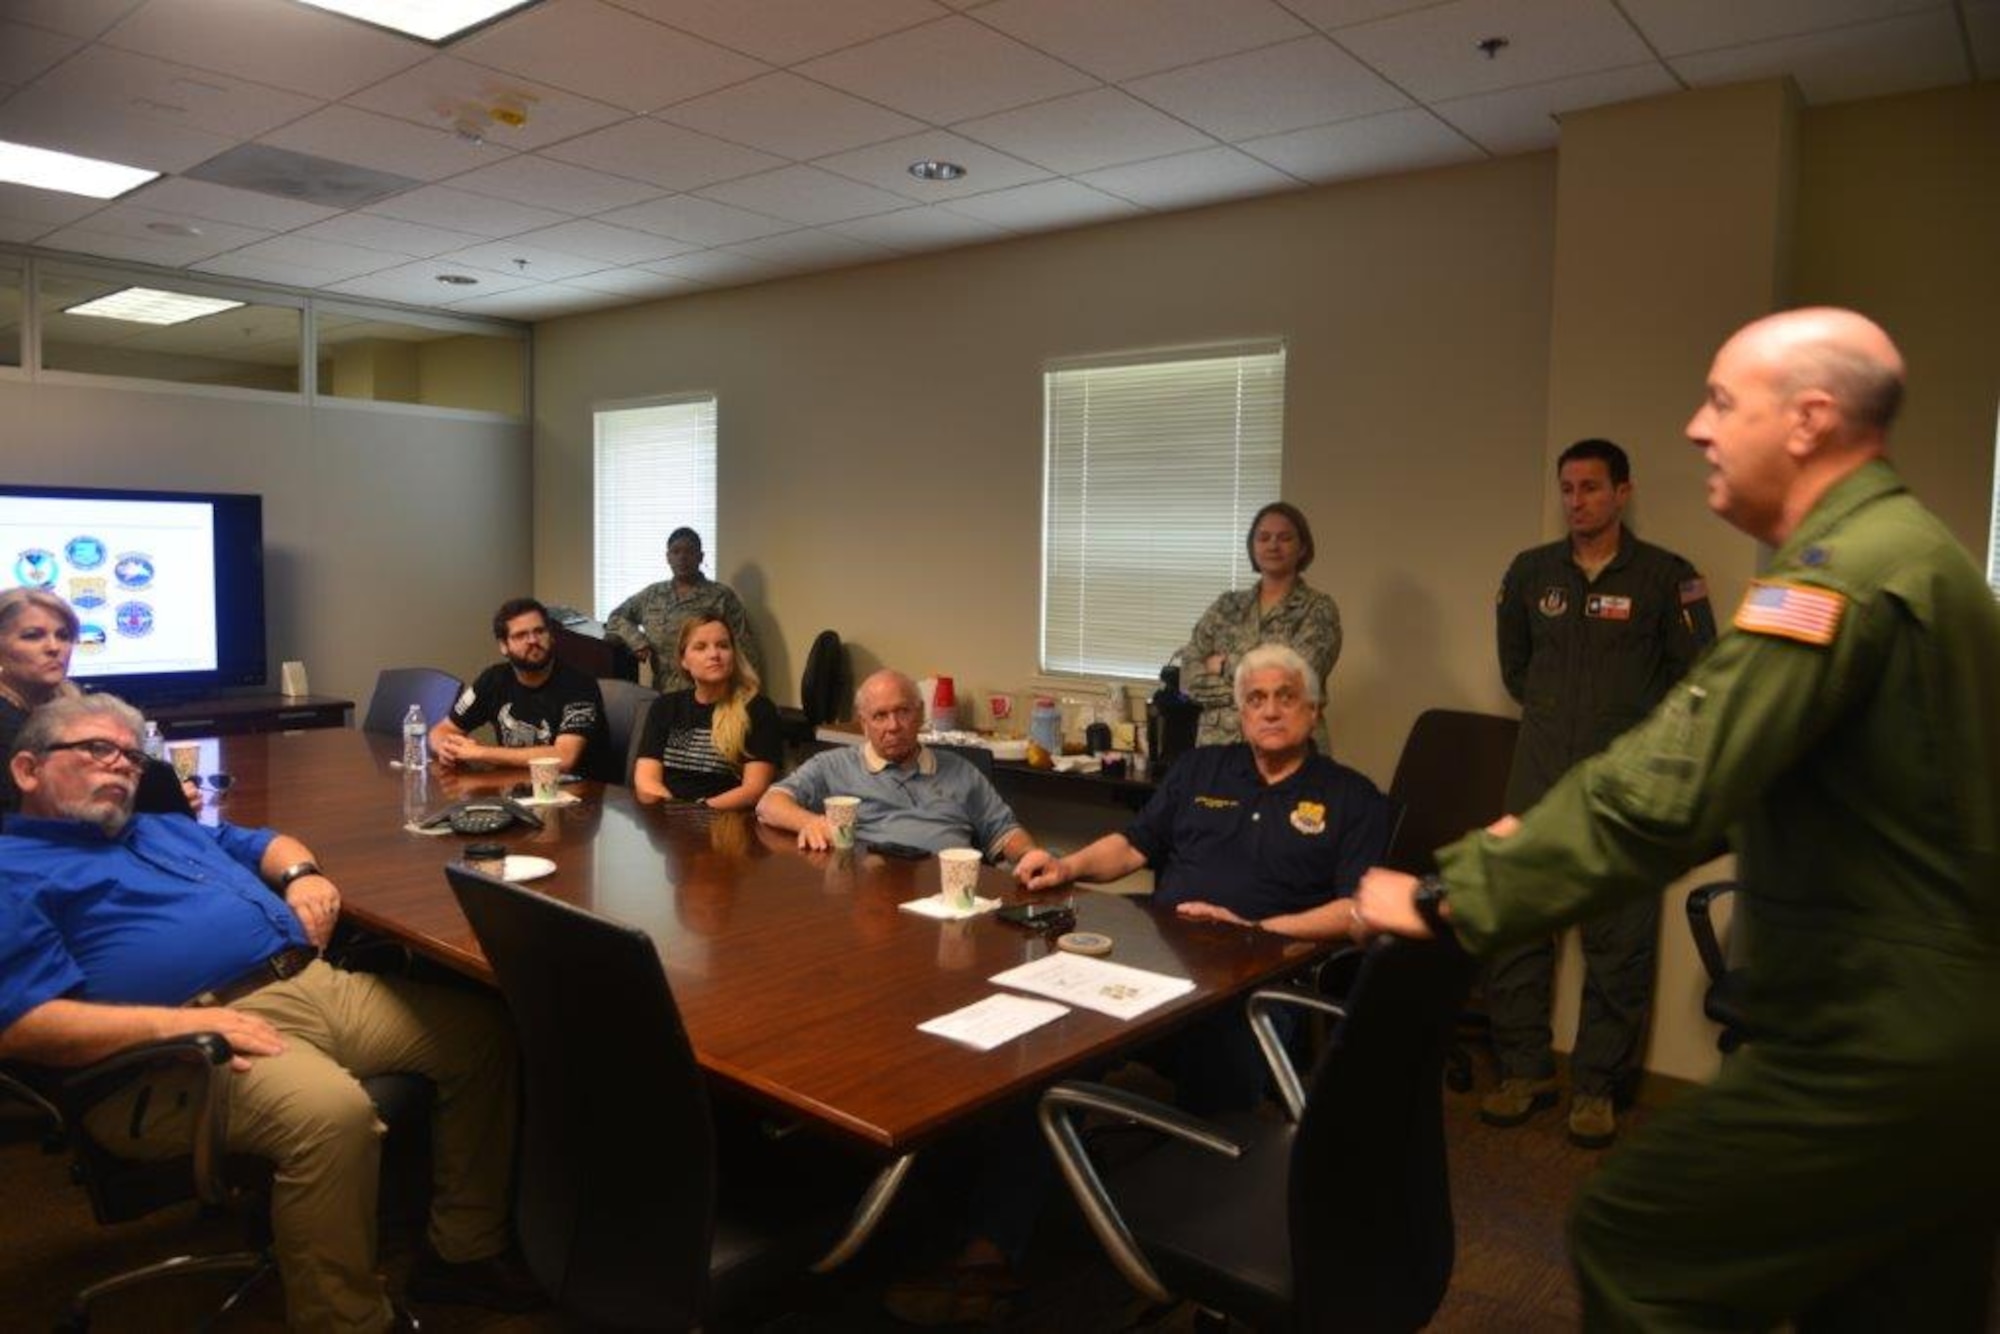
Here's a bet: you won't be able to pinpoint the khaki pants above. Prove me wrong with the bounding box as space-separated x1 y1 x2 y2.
86 961 517 1333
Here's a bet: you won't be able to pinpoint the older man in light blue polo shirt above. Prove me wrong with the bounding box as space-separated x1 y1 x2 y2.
758 669 1037 861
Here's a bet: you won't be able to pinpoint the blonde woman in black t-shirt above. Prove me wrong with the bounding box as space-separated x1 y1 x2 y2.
633 615 782 810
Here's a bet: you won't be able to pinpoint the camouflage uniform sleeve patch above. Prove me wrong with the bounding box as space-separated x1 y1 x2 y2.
1732 579 1845 646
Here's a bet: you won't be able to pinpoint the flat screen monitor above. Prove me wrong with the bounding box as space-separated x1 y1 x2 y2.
0 483 267 701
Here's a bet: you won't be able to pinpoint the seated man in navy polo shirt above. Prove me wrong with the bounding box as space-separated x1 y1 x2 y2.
758 667 1038 861
0 693 535 1332
1016 641 1392 1109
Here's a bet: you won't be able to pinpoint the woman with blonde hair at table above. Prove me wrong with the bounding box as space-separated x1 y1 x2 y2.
632 614 782 810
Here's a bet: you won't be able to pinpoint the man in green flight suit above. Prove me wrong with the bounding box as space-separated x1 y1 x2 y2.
1350 307 2000 1329
1487 438 1717 1147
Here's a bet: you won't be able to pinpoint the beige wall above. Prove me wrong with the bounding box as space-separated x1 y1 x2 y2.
531 79 1999 1087
0 377 529 707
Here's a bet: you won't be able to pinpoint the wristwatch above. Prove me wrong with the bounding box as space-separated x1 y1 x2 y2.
1413 874 1452 938
276 860 323 889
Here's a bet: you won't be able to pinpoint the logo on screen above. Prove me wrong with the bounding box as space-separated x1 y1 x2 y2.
114 601 155 638
69 576 108 610
114 554 156 589
65 536 108 569
75 623 108 653
14 549 58 589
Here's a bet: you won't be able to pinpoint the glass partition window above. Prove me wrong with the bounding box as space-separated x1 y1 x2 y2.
316 311 524 414
0 259 20 367
37 271 301 391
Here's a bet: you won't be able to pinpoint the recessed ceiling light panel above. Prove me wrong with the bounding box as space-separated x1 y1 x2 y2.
0 139 158 200
292 0 543 43
435 273 480 286
65 288 246 326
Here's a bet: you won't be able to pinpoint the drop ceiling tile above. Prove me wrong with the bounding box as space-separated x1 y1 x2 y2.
1971 2 2000 80
1126 36 1409 140
511 218 700 263
540 118 784 192
447 154 664 215
0 1 145 41
658 72 923 160
1076 144 1298 208
224 233 405 281
327 257 534 304
0 181 112 228
1672 10 1969 103
614 0 947 65
598 194 795 245
1619 0 1944 58
1281 0 1467 29
977 0 1310 82
943 178 1143 230
28 45 323 139
36 222 239 267
291 213 488 258
438 237 607 281
343 54 629 152
1240 107 1483 183
800 16 1097 123
1433 61 1678 154
61 199 269 252
450 0 766 114
0 215 57 243
445 283 604 318
261 106 502 182
364 185 570 237
640 248 785 284
0 19 80 84
814 130 1051 201
697 164 911 225
562 266 705 297
101 0 426 101
723 228 894 269
827 204 1010 250
0 90 230 173
194 251 359 288
1335 0 1656 102
129 178 339 232
956 87 1215 174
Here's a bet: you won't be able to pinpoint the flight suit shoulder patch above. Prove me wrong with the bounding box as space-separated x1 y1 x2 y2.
1732 579 1846 647
1679 577 1708 605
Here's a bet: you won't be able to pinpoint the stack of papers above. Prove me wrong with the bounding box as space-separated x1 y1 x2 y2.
991 952 1194 1020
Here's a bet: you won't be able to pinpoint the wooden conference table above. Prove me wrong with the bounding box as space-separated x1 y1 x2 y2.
196 729 1324 1158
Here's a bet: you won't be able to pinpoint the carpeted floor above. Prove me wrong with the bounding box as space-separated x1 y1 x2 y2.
0 1062 1611 1332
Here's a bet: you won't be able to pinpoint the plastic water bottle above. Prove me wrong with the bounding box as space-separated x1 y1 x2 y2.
142 720 165 761
402 704 428 770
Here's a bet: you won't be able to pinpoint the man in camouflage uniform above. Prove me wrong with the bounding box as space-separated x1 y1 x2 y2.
1355 308 2000 1331
1486 438 1716 1146
604 526 761 692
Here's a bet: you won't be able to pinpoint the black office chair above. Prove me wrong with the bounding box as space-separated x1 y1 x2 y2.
1686 879 1751 1051
1040 936 1474 1332
445 866 867 1329
1380 708 1519 1091
784 630 849 749
361 667 464 735
596 677 660 785
4 1036 431 1332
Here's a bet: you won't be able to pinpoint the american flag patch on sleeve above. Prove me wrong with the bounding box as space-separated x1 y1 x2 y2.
1733 580 1846 646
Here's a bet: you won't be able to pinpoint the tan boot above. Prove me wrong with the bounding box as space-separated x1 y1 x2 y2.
1477 1075 1561 1127
1567 1094 1617 1148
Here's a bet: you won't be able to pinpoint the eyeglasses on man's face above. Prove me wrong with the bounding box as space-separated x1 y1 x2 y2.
41 737 150 771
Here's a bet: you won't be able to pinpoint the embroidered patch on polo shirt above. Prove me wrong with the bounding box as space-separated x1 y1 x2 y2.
1289 801 1326 835
1194 796 1239 810
1585 593 1632 621
1733 580 1845 646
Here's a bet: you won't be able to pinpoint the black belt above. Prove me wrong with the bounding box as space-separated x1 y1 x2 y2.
189 946 318 1008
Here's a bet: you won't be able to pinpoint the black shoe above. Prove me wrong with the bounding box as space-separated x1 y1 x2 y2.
408 1246 549 1313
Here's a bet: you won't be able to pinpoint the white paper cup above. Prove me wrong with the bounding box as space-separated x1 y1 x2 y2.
939 847 983 912
529 756 562 802
823 795 861 849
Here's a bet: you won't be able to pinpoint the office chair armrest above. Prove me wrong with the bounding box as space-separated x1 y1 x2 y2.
56 1033 238 1205
1246 986 1348 1123
1685 880 1739 982
1038 1080 1243 1306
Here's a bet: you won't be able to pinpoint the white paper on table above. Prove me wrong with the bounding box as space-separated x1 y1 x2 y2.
918 994 1071 1051
898 894 1000 920
516 790 582 809
989 952 1195 1021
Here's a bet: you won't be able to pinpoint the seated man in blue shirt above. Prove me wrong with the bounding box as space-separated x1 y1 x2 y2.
757 668 1038 862
0 694 536 1332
